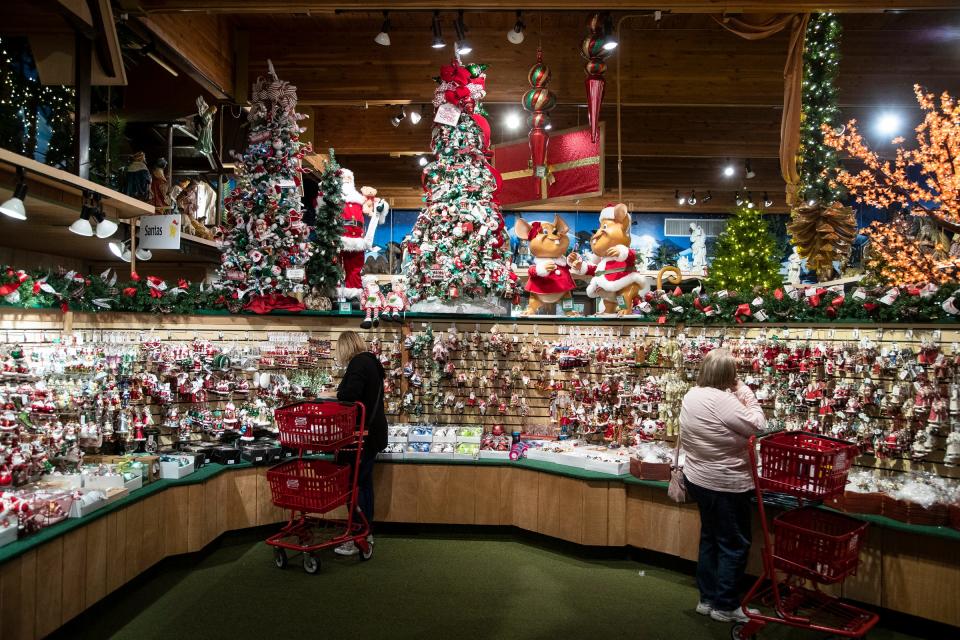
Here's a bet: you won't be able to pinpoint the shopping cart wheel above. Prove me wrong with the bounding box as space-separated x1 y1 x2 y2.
303 553 320 574
273 548 288 569
730 624 753 640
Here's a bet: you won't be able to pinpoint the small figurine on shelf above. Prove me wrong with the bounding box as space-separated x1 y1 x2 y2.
690 222 707 274
194 96 217 157
786 247 803 285
149 157 171 213
123 152 152 202
360 275 385 329
514 215 577 316
383 277 409 322
945 431 960 466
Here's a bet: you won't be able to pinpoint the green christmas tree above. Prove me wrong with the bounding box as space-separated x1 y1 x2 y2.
404 60 514 304
306 148 345 294
218 64 313 304
708 205 783 292
797 13 843 205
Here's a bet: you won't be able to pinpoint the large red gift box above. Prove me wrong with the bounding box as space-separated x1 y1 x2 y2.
493 123 605 208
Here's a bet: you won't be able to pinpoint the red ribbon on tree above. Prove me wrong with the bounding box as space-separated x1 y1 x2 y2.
734 303 752 323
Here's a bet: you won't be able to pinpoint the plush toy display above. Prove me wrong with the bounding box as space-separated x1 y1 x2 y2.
569 203 650 315
515 215 577 316
384 277 409 322
360 275 385 329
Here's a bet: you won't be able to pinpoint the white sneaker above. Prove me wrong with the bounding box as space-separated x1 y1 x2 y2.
710 607 758 624
333 541 359 556
695 602 712 616
366 534 374 546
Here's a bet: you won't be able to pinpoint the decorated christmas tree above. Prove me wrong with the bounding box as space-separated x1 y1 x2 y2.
306 148 345 294
708 205 783 292
404 59 514 305
218 62 313 310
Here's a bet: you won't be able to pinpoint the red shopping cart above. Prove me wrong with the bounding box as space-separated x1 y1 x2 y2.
731 431 879 639
264 400 372 574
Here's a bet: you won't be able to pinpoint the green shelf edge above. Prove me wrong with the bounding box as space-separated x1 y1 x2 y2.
1 455 956 567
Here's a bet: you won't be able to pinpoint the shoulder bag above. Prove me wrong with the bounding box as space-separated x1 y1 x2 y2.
666 431 690 504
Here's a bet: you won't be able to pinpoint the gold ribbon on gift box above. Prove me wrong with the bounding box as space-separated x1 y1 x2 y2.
501 155 601 199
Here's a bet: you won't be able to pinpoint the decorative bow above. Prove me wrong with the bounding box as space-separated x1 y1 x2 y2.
733 303 752 324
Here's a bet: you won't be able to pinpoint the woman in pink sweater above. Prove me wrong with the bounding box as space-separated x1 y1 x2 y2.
679 348 766 624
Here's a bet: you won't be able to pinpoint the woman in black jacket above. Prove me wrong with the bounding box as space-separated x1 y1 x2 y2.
333 331 387 556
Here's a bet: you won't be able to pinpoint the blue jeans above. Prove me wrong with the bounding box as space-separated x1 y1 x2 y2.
684 476 752 611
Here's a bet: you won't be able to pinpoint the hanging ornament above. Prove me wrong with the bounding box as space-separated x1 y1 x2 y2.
522 48 557 189
580 12 614 144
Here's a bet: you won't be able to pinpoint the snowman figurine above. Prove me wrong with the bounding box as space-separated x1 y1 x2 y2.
360 275 385 329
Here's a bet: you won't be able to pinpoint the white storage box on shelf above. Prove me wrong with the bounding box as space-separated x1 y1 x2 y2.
433 426 458 443
83 467 143 492
583 456 630 476
0 524 16 548
387 425 410 444
479 449 511 460
159 455 198 480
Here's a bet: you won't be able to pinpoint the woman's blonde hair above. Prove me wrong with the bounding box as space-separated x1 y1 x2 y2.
697 348 737 391
335 331 367 366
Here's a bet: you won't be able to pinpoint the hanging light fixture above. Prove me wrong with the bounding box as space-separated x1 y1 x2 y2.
745 159 756 179
431 11 446 49
0 167 27 220
734 191 744 206
69 191 96 236
454 10 472 55
374 11 391 46
688 190 697 205
93 195 117 238
602 12 618 50
763 192 774 207
746 191 755 209
508 10 526 44
675 189 686 206
391 107 406 127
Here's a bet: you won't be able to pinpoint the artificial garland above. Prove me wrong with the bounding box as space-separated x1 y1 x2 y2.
2 264 960 325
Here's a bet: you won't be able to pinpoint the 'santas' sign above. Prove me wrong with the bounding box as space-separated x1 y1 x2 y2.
138 215 182 250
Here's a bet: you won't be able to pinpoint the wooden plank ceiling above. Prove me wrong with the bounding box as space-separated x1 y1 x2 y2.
131 5 960 212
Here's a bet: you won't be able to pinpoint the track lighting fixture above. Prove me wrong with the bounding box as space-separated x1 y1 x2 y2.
454 10 472 55
723 159 735 178
0 167 27 220
734 191 744 206
675 189 686 206
745 159 756 180
508 10 526 44
391 107 406 127
602 13 618 50
409 105 423 125
746 192 755 209
431 11 446 49
418 156 428 167
688 190 697 205
702 191 713 203
374 11 391 46
763 192 773 207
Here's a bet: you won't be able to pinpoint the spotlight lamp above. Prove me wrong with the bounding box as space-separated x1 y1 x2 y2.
675 189 686 206
374 10 391 46
734 191 744 206
418 156 428 167
702 191 713 203
0 167 28 220
763 192 773 207
745 159 756 179
688 190 697 205
505 112 521 129
69 191 96 236
454 10 472 55
93 196 118 238
508 10 526 44
409 105 423 125
746 192 755 209
602 12 618 51
723 160 735 178
431 11 446 49
391 107 406 127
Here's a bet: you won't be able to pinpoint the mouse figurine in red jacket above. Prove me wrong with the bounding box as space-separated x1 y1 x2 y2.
514 215 577 316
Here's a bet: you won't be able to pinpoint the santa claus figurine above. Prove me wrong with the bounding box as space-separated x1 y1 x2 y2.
360 275 385 329
339 169 389 299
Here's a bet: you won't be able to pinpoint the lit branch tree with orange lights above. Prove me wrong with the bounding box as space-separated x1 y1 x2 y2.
823 85 960 285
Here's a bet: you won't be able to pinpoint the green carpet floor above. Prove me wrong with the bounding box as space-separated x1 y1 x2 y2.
52 528 938 640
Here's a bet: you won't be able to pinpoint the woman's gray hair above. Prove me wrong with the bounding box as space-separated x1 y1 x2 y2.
696 348 737 391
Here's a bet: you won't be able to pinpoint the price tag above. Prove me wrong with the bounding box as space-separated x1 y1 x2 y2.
285 267 305 282
783 328 791 338
905 329 914 339
933 329 942 340
805 328 813 339
338 301 352 313
561 298 574 311
434 102 462 126
852 328 860 339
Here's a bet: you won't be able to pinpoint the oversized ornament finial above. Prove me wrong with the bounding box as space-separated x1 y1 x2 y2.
581 12 614 144
522 48 557 190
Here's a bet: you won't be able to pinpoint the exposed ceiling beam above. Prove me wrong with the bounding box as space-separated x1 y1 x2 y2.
134 2 960 14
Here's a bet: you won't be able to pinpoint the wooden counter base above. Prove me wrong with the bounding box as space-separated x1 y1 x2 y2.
0 463 957 639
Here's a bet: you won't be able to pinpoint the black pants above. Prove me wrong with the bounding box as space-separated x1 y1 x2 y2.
684 476 753 611
337 450 376 526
